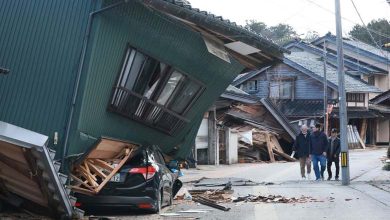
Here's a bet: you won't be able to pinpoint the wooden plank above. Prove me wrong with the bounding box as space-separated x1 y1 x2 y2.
83 162 97 182
0 152 31 179
77 166 98 188
0 141 28 165
87 161 107 179
265 133 275 162
354 126 366 149
273 148 296 162
70 174 95 191
270 135 284 153
90 159 114 172
95 148 133 193
360 119 367 141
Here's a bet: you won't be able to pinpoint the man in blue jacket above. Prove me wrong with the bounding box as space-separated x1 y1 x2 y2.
310 123 328 181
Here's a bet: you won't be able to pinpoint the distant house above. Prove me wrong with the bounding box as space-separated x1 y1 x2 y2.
311 33 390 96
0 0 286 164
370 90 390 144
311 34 389 145
234 48 383 145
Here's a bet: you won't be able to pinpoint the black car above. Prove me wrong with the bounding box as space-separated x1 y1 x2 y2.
75 145 182 213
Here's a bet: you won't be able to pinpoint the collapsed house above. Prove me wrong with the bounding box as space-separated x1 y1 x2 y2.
234 37 386 149
195 86 298 165
0 0 287 216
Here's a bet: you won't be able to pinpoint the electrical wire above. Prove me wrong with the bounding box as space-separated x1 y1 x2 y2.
349 0 387 57
303 0 390 39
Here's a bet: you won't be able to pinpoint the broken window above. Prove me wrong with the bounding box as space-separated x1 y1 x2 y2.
110 46 204 134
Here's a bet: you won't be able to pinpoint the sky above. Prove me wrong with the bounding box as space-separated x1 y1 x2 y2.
189 0 390 37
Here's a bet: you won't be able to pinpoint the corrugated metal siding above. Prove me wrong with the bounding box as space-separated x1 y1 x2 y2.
242 64 333 100
0 0 94 152
68 1 244 156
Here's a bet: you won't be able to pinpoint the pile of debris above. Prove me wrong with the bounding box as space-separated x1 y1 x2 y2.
237 129 295 163
233 194 322 204
70 138 138 196
220 104 296 163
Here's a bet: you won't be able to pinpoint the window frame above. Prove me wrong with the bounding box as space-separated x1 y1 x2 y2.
346 93 365 103
269 78 295 100
108 44 206 134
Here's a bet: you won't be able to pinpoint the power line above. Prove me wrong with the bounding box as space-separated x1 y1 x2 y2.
303 0 390 39
349 0 387 57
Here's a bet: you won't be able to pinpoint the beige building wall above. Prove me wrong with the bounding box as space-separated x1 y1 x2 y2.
377 119 390 143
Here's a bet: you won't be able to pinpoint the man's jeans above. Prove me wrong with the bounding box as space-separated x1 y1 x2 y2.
311 154 326 180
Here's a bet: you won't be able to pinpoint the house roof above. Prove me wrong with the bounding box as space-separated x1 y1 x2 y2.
220 85 258 104
232 66 271 86
370 90 390 105
331 108 382 119
141 0 289 69
284 51 382 93
284 40 382 75
311 33 390 66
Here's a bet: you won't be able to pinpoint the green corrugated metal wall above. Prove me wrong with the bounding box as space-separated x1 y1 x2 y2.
0 0 95 154
68 1 245 157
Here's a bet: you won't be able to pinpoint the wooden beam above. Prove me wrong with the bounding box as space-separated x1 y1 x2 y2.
77 166 98 188
90 159 114 172
270 135 284 153
273 148 296 162
70 174 95 191
86 161 107 179
360 119 367 141
95 148 133 193
265 133 275 162
0 152 31 179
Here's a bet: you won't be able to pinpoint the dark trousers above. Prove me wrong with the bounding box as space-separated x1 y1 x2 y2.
327 156 340 179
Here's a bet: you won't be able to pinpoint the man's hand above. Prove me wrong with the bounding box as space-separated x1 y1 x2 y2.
322 152 327 157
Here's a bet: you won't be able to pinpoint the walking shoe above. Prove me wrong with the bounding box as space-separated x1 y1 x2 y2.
335 177 339 181
315 178 321 181
307 173 311 180
327 177 331 181
302 176 306 180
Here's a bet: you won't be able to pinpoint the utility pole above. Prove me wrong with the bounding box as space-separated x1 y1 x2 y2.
335 0 350 185
323 39 328 135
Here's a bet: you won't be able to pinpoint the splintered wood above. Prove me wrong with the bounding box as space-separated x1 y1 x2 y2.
239 129 296 163
70 138 138 195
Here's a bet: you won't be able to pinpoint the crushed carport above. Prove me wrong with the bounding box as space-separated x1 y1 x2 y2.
0 121 83 219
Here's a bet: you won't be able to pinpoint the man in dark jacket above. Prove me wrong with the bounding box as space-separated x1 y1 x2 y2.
327 128 341 180
310 123 328 181
293 125 311 179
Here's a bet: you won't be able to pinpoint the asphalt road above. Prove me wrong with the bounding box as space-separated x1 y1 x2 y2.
82 147 390 220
